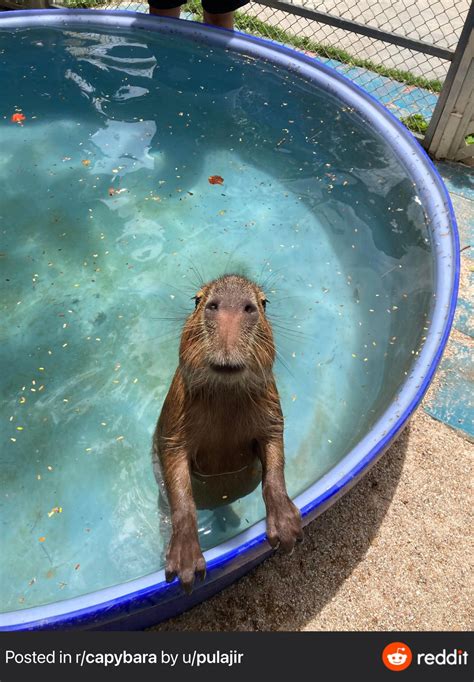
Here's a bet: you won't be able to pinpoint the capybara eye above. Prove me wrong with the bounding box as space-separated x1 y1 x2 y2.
244 303 257 314
206 301 219 311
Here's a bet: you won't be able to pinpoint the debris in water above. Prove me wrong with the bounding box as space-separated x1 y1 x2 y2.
208 175 224 185
11 113 26 124
47 506 63 518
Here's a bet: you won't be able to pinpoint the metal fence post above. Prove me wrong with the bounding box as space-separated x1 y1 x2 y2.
424 1 474 163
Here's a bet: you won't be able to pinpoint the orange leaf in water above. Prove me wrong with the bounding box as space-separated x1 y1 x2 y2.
11 113 26 124
38 536 46 542
208 175 224 185
81 159 91 167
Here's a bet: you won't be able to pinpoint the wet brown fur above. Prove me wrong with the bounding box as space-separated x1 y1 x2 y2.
153 274 302 593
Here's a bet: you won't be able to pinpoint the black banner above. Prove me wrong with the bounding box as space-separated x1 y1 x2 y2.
0 632 471 682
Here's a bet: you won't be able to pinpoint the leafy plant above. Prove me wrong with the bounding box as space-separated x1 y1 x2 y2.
401 113 429 134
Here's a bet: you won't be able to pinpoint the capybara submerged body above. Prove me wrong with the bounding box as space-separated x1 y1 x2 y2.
153 274 302 592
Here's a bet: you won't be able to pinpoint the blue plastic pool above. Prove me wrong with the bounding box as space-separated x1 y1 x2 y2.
0 10 458 630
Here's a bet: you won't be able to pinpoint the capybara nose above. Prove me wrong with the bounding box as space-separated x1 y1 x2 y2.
204 299 258 322
205 298 258 353
215 307 242 352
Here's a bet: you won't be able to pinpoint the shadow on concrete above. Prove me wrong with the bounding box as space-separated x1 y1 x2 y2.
151 424 410 631
437 160 474 200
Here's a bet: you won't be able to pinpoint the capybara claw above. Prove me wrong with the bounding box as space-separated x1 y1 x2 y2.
165 533 207 594
266 496 303 554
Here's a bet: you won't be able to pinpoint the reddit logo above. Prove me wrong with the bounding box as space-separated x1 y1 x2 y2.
382 642 413 671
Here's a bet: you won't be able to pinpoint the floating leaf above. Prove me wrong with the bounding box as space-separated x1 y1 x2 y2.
11 113 26 124
208 175 224 185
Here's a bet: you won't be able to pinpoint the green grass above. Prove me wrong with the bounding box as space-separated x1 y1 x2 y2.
466 134 474 145
400 113 429 135
62 0 104 7
60 0 443 93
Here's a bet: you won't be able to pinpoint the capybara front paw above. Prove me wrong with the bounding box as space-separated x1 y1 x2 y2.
266 496 303 554
165 533 206 594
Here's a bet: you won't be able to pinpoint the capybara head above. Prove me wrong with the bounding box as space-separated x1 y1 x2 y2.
179 274 275 391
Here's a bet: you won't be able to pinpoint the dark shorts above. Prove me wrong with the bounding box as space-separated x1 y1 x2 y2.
148 0 248 13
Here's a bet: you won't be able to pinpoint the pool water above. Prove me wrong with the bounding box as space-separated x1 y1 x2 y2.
0 23 433 613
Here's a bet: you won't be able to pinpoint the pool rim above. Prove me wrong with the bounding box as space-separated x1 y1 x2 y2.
0 8 460 630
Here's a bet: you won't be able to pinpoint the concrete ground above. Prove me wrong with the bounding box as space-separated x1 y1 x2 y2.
290 0 468 52
151 162 473 632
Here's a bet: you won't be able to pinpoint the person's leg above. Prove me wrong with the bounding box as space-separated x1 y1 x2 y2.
202 10 234 29
148 1 184 18
202 1 248 29
149 6 181 18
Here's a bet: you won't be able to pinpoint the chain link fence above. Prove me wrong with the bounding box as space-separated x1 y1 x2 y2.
3 0 471 137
